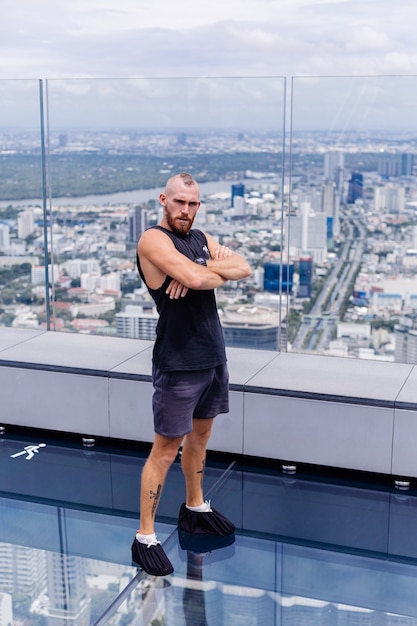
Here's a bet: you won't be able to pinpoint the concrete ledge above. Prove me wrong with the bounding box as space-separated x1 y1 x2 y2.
1 328 417 477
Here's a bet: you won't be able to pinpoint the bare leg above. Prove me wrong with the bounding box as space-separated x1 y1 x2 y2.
139 433 183 535
181 418 214 507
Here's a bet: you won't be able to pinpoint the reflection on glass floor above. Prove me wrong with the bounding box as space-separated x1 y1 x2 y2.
2 434 417 625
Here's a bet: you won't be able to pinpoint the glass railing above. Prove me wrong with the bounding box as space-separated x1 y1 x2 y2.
43 77 286 338
0 80 45 329
289 75 417 363
1 76 417 365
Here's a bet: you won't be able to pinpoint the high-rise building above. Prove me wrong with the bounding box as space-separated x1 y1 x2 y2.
321 181 340 238
0 543 47 598
80 272 101 291
46 552 91 626
232 194 246 216
401 153 414 176
288 204 328 263
395 314 417 364
326 216 334 250
378 154 414 178
321 181 335 216
374 184 405 213
378 156 401 178
116 304 158 340
263 262 294 294
129 206 148 244
63 259 101 279
99 272 121 292
31 264 60 285
0 224 10 251
298 257 313 298
324 151 344 193
347 172 363 204
18 210 35 239
231 183 245 208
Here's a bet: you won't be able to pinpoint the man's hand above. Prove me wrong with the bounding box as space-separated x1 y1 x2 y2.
164 248 233 298
206 235 252 282
212 245 233 260
166 279 189 299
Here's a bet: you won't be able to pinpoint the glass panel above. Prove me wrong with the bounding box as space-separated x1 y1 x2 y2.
0 80 46 330
3 433 417 625
289 75 417 363
43 77 285 340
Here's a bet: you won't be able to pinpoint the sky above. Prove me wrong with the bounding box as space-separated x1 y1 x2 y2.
1 0 417 131
1 0 417 80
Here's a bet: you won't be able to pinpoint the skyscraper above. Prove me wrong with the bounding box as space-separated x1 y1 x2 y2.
288 204 328 263
298 256 313 298
18 210 35 239
322 180 340 238
46 552 91 626
263 262 294 294
231 183 245 208
394 314 417 364
129 206 148 244
324 151 344 193
378 156 401 178
0 543 47 598
347 172 363 204
378 154 414 178
401 153 415 176
326 216 334 250
0 224 10 252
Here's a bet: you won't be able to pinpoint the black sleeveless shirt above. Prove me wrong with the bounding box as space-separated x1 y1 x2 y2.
137 225 226 371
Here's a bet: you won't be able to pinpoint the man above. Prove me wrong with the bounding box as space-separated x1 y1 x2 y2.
132 172 251 576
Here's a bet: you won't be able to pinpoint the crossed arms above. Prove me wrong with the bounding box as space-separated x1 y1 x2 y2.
138 229 252 299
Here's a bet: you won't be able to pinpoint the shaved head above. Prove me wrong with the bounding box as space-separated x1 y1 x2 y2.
164 172 199 197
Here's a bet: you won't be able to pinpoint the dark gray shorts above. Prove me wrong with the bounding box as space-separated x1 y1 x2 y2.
152 364 229 438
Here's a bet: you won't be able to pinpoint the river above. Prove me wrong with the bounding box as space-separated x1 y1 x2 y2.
0 178 279 209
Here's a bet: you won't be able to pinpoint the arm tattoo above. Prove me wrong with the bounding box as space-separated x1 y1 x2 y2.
150 484 162 519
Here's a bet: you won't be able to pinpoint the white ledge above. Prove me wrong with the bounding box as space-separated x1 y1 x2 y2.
0 328 416 478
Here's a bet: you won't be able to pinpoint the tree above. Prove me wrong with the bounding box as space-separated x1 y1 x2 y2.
0 288 15 305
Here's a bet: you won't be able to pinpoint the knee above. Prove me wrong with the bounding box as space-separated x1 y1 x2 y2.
186 426 212 449
149 441 180 471
161 448 179 469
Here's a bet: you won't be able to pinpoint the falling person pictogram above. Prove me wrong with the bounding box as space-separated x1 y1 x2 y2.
11 443 47 460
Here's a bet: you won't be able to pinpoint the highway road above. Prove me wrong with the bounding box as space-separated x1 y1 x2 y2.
291 215 367 353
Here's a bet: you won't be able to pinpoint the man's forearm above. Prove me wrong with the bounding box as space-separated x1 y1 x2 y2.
207 255 252 281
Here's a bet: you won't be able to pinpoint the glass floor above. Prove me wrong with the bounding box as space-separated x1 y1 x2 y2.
2 432 417 625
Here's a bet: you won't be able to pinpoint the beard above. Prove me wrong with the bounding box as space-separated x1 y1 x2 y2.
165 210 195 236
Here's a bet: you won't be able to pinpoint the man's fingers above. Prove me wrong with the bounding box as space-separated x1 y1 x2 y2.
214 245 233 259
166 280 188 299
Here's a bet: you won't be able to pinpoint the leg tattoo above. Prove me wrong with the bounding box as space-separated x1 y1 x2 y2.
196 460 206 488
150 484 162 519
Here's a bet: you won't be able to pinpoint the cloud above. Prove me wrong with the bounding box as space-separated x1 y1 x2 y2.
1 0 417 81
39 76 285 131
345 26 392 52
2 0 417 133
